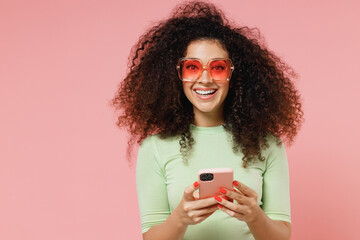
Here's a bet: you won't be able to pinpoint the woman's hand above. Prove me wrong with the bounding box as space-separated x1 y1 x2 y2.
215 180 262 224
173 181 219 227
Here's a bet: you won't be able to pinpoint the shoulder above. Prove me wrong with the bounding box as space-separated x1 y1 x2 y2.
137 133 181 169
137 134 163 170
139 134 156 147
142 132 180 147
139 133 181 155
262 133 288 169
263 133 284 152
140 133 179 146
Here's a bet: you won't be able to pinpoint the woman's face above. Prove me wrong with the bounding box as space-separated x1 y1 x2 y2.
182 39 230 123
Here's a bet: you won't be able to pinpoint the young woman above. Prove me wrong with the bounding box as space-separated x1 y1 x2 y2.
111 1 303 239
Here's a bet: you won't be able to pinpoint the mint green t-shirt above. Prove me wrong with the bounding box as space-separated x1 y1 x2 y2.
136 124 291 240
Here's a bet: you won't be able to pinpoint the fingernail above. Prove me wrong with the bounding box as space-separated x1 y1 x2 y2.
217 203 223 208
233 180 239 186
193 181 199 187
219 188 226 194
214 195 222 202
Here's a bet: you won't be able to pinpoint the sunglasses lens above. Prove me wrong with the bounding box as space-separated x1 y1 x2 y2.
180 59 202 81
178 59 232 81
209 60 231 81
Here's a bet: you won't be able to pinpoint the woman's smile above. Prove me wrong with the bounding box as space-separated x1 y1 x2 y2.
193 88 218 100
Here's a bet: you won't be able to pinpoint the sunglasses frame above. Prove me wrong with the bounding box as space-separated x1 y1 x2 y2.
176 57 235 82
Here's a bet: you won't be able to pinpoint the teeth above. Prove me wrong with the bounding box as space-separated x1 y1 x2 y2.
195 89 217 95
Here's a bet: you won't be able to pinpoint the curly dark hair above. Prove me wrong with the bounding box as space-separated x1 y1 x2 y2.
110 0 304 168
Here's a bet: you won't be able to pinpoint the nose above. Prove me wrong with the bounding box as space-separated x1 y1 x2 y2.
198 68 213 84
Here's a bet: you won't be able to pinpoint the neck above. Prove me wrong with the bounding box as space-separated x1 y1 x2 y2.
193 106 225 127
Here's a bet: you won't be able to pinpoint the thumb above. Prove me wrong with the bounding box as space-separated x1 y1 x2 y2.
183 181 199 201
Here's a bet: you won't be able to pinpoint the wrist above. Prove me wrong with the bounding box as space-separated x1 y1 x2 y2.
246 205 265 226
172 207 188 229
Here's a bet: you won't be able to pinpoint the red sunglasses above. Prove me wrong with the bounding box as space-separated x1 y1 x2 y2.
176 57 235 82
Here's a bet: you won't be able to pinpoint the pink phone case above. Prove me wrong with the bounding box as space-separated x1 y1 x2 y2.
198 168 233 199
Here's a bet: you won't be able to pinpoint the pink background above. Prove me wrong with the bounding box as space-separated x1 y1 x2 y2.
1 0 359 239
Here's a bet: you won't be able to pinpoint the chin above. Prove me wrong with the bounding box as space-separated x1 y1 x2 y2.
193 104 220 114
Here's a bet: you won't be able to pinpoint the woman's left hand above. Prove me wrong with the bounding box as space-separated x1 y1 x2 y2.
215 180 261 224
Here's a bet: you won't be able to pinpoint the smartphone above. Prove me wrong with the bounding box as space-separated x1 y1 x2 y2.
198 168 233 200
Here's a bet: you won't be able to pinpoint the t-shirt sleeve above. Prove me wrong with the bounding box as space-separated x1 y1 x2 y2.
261 137 291 223
135 135 171 234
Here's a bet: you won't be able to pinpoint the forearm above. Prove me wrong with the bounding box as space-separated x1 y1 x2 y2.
143 208 188 240
246 206 291 240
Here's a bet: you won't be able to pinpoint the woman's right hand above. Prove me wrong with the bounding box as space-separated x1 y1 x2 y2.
173 181 219 226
